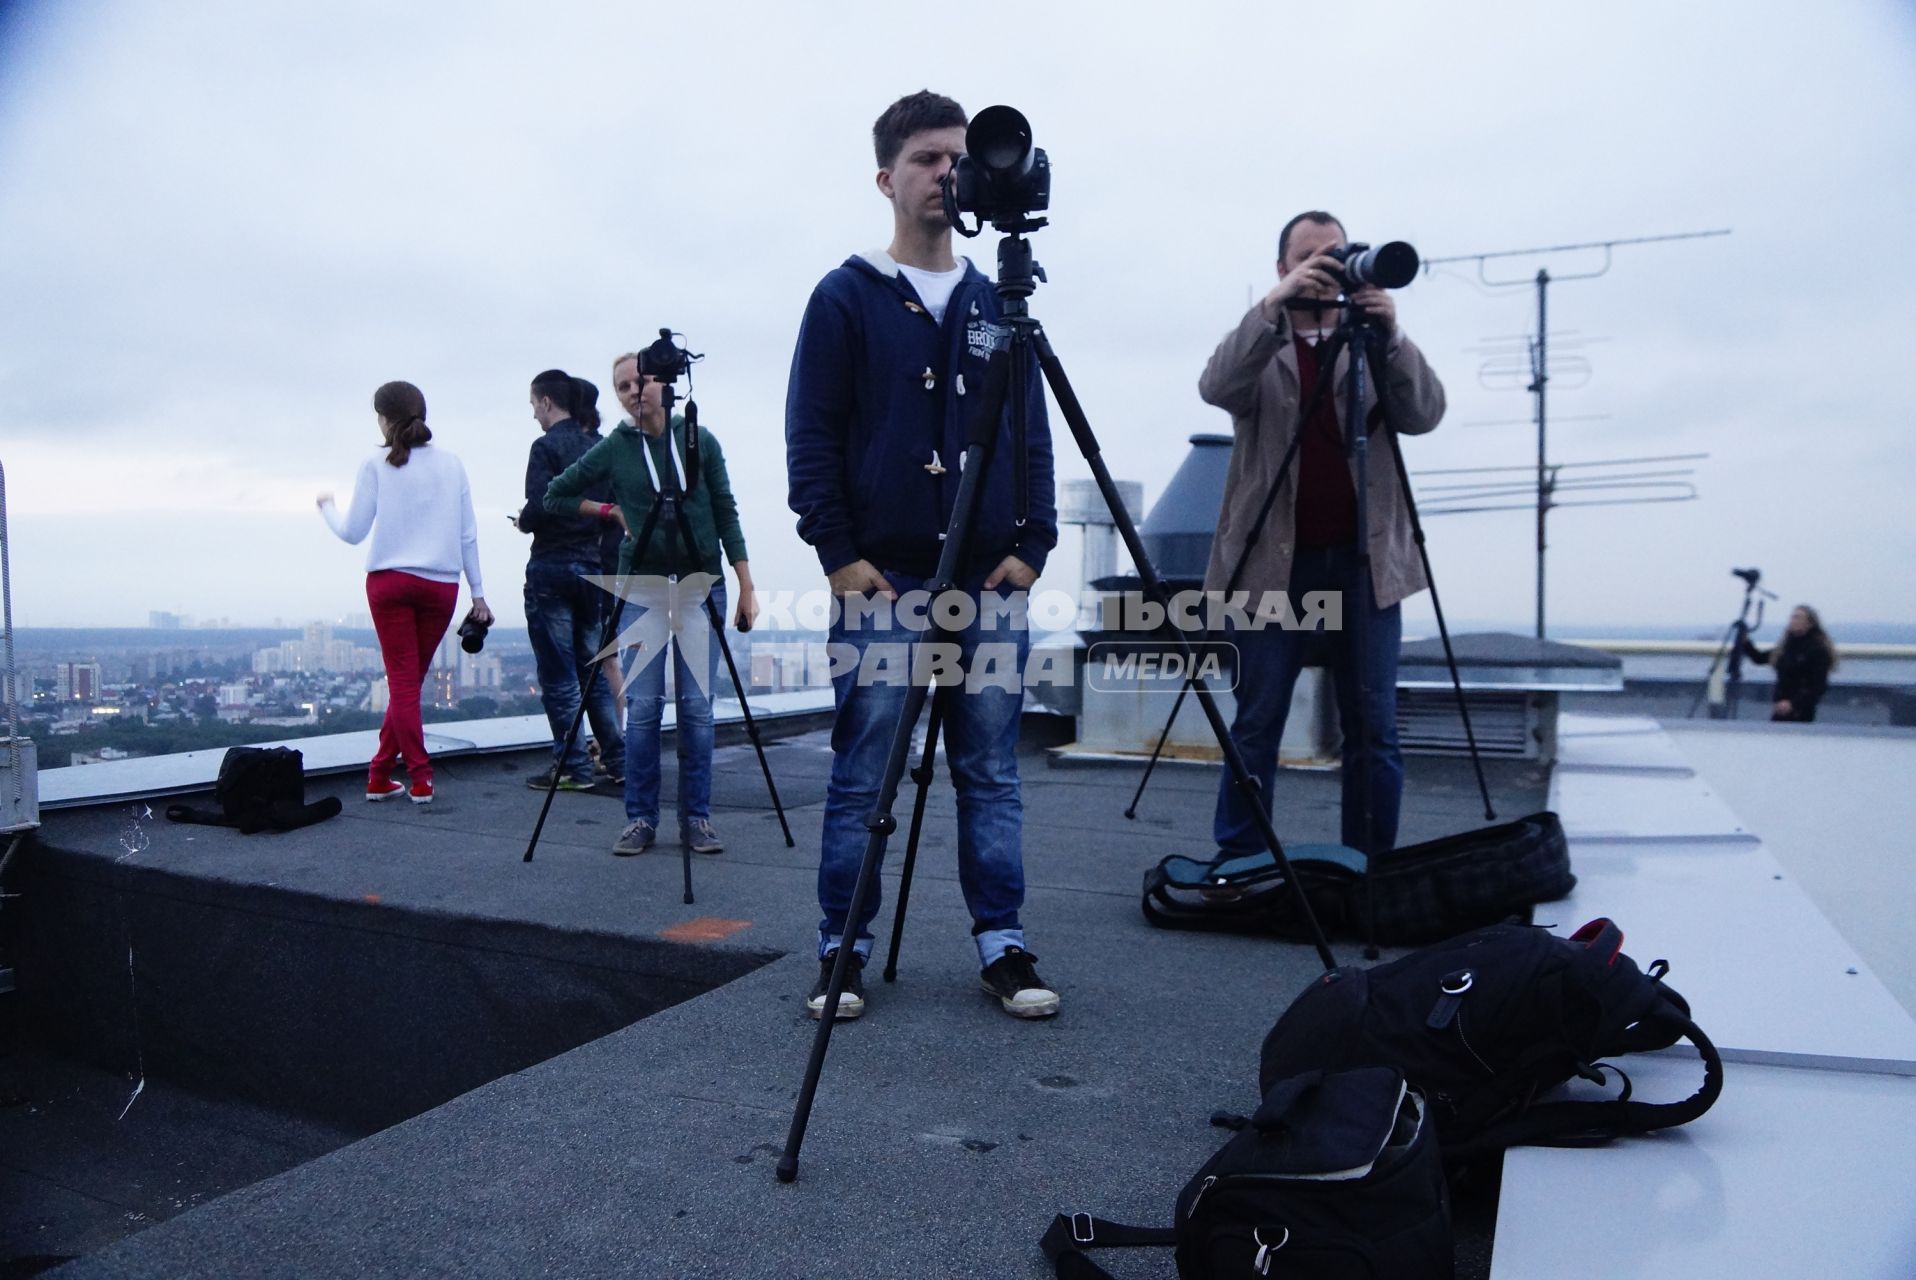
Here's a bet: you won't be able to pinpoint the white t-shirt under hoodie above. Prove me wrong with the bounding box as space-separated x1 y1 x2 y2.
320 444 485 597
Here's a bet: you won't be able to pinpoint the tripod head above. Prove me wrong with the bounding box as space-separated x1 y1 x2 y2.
633 327 704 498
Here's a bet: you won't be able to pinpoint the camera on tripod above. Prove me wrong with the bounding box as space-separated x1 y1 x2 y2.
635 328 702 411
940 105 1051 236
1324 241 1421 291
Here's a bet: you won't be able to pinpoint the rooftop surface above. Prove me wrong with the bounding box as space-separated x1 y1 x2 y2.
7 711 1915 1278
8 720 1543 1278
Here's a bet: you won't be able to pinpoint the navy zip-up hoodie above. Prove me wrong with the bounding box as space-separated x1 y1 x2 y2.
785 251 1056 580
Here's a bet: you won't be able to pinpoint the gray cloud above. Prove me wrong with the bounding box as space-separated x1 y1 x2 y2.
2 0 1912 632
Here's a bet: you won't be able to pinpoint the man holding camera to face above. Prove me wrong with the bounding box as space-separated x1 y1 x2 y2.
785 90 1059 1022
1200 211 1447 864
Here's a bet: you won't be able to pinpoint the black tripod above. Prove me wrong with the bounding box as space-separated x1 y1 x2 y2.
776 226 1339 1184
523 402 794 894
1688 570 1774 720
1120 302 1496 954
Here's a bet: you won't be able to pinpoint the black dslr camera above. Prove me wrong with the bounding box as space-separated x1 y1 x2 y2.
635 329 702 412
1324 241 1422 291
457 614 490 654
941 105 1052 236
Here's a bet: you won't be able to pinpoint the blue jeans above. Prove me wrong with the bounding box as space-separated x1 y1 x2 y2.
817 573 1030 969
622 580 726 827
525 559 625 781
1213 545 1403 857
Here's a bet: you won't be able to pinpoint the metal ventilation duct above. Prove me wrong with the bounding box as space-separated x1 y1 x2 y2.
1140 433 1233 586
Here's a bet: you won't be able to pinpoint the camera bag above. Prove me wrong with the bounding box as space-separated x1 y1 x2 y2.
1141 811 1575 945
1259 917 1723 1163
165 746 342 835
1040 1065 1453 1279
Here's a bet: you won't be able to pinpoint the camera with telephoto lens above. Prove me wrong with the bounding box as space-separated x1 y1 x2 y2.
458 614 490 654
1324 241 1421 290
941 105 1051 236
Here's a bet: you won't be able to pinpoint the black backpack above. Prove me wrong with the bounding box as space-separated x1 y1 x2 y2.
1143 811 1575 946
165 746 342 835
1259 917 1723 1163
1042 1066 1453 1279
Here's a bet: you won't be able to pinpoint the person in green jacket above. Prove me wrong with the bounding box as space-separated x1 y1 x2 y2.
545 350 757 857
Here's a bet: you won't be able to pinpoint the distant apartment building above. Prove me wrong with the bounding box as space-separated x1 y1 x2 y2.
368 677 390 713
253 623 378 674
148 611 188 629
745 641 834 692
56 661 103 703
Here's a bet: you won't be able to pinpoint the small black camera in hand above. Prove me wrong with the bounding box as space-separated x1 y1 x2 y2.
458 614 491 654
1325 241 1421 291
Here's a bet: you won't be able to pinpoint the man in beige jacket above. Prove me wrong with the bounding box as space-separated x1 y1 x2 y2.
1198 210 1447 859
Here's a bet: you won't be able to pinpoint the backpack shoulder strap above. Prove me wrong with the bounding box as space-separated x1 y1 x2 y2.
1446 1013 1724 1163
1039 1214 1177 1280
165 802 234 827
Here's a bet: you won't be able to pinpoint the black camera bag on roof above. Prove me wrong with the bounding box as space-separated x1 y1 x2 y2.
165 746 342 835
1041 1065 1453 1279
1259 917 1723 1164
1142 811 1575 946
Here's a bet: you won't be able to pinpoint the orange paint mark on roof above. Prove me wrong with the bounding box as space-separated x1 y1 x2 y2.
660 917 751 944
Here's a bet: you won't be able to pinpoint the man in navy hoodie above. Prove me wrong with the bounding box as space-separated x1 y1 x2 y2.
786 90 1059 1022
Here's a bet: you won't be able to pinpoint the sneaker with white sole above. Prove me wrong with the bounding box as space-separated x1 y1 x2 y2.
526 767 593 792
681 817 723 855
980 946 1059 1018
366 779 404 802
408 781 434 805
612 819 656 856
806 951 866 1020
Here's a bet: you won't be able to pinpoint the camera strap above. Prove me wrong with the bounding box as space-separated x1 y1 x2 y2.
637 422 688 496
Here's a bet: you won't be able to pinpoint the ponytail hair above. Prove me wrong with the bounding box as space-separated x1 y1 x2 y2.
373 380 432 467
571 376 602 431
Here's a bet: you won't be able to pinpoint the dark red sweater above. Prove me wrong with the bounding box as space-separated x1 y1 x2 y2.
1292 334 1357 548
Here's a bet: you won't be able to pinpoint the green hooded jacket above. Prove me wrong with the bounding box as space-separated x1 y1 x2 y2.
543 414 747 577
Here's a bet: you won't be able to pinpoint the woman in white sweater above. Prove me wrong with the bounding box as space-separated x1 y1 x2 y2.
318 381 491 804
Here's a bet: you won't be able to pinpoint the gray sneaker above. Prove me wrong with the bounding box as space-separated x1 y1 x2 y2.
682 816 723 855
612 819 656 857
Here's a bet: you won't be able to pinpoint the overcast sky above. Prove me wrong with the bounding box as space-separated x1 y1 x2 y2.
3 0 1912 637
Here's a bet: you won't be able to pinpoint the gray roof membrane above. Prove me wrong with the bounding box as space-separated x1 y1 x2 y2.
23 729 1547 1279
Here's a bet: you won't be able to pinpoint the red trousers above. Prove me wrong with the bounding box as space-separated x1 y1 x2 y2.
367 570 459 785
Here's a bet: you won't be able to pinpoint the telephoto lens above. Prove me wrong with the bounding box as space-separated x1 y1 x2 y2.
1326 241 1420 290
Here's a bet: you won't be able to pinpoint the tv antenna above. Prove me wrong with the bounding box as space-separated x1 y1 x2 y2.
1421 229 1730 636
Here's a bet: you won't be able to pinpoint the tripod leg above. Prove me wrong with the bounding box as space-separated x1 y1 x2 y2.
882 691 943 982
702 594 797 847
1125 676 1191 820
1687 621 1739 720
1031 326 1336 971
1382 426 1495 822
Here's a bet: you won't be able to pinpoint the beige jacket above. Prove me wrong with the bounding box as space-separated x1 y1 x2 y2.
1198 302 1446 610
